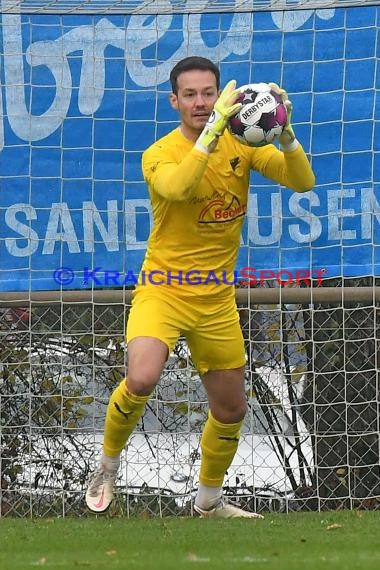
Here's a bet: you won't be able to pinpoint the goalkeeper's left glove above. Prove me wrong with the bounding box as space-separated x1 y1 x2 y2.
268 82 296 148
195 80 242 154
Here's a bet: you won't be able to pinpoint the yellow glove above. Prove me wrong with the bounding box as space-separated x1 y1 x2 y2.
196 80 242 153
268 82 296 146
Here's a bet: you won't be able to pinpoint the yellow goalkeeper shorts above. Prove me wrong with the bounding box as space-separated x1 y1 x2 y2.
126 286 246 375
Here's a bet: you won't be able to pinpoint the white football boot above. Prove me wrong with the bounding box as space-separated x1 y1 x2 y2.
194 499 264 519
85 463 118 513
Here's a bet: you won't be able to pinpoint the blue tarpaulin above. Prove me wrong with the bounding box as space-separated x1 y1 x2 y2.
0 4 379 290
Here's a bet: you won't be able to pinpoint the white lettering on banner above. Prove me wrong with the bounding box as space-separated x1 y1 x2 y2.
83 200 119 252
5 204 39 257
43 203 81 254
1 189 379 257
361 188 380 240
0 0 336 149
327 189 357 240
247 188 377 246
247 193 281 245
271 3 335 33
288 191 322 243
2 199 152 256
124 199 153 250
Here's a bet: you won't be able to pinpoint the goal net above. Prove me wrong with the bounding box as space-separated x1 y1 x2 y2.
0 0 379 517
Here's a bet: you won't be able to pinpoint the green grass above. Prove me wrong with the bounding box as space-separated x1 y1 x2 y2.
0 511 379 569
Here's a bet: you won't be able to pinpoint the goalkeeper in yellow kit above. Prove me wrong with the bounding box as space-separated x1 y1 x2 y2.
86 56 315 518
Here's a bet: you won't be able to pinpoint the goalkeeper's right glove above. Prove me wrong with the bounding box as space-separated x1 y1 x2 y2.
268 82 296 148
195 80 242 154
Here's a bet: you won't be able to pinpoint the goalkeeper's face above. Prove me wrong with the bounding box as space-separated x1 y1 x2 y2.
169 69 219 141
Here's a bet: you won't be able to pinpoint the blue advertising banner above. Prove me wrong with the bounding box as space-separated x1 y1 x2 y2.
0 3 379 291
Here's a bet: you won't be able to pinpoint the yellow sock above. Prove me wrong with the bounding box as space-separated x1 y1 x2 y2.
199 411 242 487
103 379 150 457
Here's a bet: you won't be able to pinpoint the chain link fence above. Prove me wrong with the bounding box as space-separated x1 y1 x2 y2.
1 278 379 517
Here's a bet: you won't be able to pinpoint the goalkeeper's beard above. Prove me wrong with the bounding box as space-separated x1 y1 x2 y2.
180 120 209 143
192 115 212 132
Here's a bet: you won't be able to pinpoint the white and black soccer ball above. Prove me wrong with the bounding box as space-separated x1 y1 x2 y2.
228 83 288 147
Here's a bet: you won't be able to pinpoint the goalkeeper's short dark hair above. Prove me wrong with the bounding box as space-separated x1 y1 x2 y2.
170 56 220 94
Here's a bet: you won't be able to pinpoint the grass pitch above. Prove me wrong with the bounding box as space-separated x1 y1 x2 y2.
0 510 379 569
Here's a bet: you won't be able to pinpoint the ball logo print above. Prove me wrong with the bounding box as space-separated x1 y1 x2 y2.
228 83 287 147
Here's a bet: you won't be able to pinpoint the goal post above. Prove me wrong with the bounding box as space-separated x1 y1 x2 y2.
0 0 379 517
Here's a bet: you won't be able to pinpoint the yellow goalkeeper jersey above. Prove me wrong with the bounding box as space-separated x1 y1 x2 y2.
140 127 315 298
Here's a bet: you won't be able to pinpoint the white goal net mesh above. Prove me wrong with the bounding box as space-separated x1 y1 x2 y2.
0 0 379 517
2 1 379 15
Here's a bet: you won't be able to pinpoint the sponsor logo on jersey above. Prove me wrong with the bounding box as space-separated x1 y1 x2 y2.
198 196 246 224
229 156 240 171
